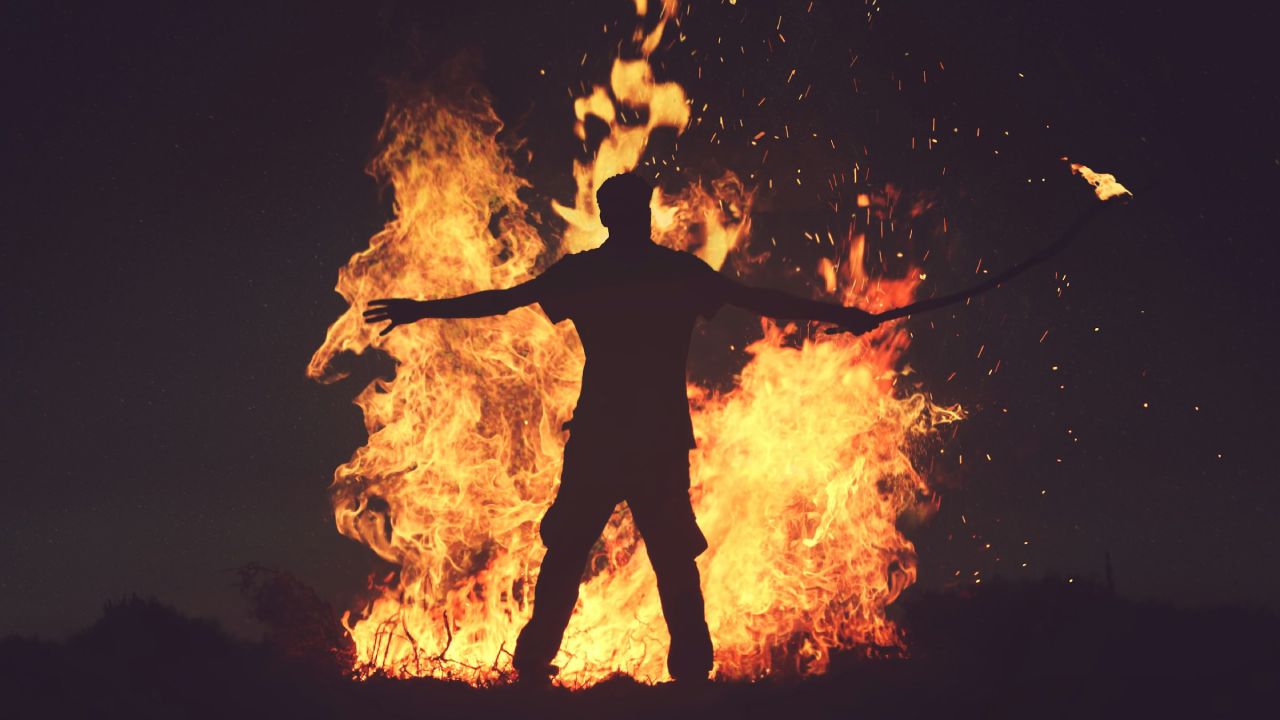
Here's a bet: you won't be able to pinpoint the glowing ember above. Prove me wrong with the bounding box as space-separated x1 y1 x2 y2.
308 0 958 686
1065 158 1133 201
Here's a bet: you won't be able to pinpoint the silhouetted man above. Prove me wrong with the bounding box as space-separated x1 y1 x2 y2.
364 173 878 683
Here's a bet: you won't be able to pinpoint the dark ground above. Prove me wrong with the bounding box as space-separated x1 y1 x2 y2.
3 577 1275 719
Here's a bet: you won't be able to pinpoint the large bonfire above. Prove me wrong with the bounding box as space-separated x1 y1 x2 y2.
308 0 960 686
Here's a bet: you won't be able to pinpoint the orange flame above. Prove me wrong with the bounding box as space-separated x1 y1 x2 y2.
309 1 959 686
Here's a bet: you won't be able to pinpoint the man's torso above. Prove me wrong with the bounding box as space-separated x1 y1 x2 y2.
537 242 724 453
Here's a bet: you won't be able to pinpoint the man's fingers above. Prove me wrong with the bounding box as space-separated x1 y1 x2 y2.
364 312 389 323
367 299 395 308
379 322 397 336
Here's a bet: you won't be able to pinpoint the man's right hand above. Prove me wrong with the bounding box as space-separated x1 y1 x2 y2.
363 298 423 336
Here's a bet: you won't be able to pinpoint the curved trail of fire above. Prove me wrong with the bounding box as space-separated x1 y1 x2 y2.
827 190 1143 334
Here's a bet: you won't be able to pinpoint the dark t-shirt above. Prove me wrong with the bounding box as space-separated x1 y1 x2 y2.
533 241 728 453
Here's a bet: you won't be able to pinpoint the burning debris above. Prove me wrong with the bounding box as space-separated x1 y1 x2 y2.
309 0 958 685
1064 158 1133 202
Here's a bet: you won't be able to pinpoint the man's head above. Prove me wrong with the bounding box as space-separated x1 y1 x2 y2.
596 173 653 238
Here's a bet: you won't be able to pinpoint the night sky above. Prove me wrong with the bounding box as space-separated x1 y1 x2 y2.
4 0 1277 641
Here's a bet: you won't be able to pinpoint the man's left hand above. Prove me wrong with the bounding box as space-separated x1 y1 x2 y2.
835 307 880 335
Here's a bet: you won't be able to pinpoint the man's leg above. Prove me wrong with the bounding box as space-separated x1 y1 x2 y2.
513 489 615 679
648 550 713 681
628 487 714 681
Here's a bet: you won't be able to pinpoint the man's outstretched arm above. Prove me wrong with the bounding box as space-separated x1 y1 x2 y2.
362 281 542 336
719 277 880 335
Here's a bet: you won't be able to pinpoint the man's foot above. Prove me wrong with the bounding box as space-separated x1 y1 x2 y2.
666 630 714 685
669 670 711 685
514 662 559 687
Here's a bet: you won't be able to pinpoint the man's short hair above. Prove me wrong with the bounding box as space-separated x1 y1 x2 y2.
596 173 653 226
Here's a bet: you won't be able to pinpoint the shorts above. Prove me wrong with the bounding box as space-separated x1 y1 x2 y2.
538 437 708 559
